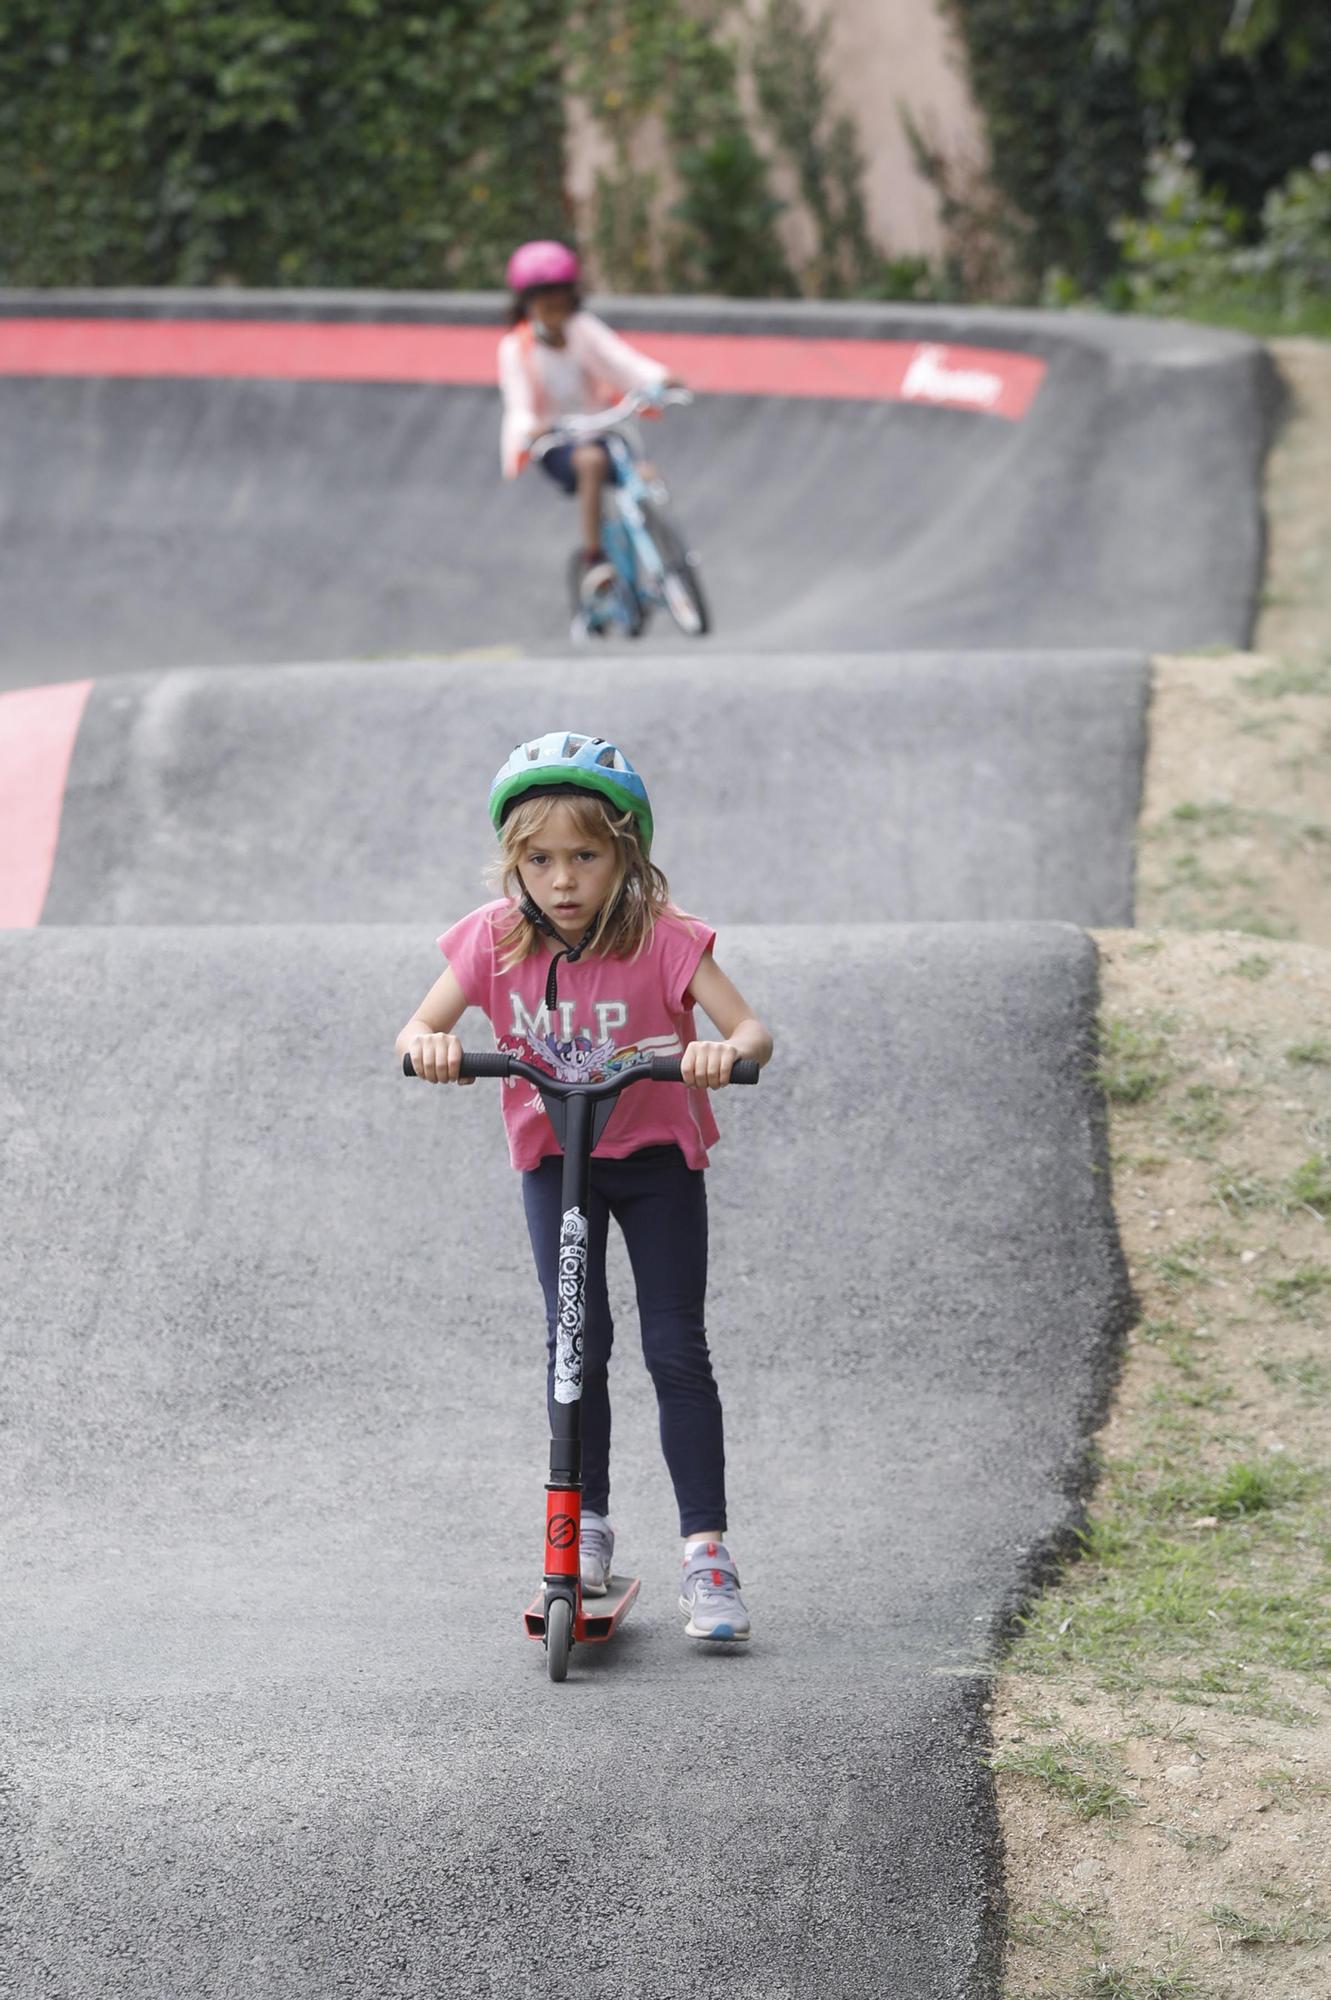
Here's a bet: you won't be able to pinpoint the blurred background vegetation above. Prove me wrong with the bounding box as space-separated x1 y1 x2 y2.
0 0 1327 329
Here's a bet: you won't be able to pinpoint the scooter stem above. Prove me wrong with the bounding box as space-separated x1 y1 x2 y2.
544 1089 594 1616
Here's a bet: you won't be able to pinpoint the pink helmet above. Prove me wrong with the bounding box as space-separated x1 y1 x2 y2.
506 239 581 292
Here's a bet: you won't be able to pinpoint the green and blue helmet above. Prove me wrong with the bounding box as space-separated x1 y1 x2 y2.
488 732 654 852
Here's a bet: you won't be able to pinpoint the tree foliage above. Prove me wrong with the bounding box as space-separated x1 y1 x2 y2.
751 0 880 297
940 0 1145 294
568 0 794 295
942 0 1331 297
0 0 566 287
1093 0 1327 105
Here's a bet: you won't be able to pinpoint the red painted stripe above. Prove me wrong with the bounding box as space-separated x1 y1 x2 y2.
0 319 1045 418
0 678 92 926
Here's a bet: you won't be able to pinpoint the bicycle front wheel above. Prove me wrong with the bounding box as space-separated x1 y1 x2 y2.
641 503 711 638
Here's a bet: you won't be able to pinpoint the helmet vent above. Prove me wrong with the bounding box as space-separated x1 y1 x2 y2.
595 745 617 768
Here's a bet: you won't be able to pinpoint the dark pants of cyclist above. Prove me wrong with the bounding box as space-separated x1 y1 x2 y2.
537 436 612 494
521 1143 725 1537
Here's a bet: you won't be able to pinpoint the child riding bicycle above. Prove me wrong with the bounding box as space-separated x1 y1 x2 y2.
397 732 772 1642
498 240 685 600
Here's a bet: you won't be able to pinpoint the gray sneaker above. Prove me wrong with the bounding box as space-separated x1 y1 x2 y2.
579 1512 614 1597
679 1540 750 1641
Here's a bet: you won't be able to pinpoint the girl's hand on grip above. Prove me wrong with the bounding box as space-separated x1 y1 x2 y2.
680 1039 738 1090
408 1032 472 1084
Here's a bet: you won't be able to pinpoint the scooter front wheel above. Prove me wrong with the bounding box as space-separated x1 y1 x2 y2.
546 1595 573 1682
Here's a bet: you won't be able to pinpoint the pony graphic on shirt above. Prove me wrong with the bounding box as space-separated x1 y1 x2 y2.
500 1029 649 1099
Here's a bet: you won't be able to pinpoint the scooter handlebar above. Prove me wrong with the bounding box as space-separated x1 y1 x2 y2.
402 1050 759 1085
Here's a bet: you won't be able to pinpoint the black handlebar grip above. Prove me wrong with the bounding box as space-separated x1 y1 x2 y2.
459 1051 513 1079
648 1055 760 1085
401 1050 512 1079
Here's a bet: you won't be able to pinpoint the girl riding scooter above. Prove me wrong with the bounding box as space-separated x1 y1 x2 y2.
397 732 772 1641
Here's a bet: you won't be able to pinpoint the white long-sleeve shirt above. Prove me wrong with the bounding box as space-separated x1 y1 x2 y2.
497 311 669 478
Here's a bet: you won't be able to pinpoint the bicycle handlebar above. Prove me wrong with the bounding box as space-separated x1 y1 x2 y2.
402 1049 759 1092
532 385 692 451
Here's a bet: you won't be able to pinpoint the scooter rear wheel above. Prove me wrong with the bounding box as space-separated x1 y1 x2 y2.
546 1595 572 1682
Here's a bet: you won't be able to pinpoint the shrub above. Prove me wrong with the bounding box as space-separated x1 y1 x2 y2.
1114 146 1247 312
1113 144 1331 323
0 0 567 289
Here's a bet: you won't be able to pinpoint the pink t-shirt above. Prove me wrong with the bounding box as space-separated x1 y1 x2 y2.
437 900 722 1171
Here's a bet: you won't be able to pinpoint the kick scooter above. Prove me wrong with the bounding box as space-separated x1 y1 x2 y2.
404 1047 759 1680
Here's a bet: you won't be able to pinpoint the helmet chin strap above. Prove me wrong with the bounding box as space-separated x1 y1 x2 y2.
519 890 601 1017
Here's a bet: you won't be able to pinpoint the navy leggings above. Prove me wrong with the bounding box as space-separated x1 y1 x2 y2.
521 1144 725 1536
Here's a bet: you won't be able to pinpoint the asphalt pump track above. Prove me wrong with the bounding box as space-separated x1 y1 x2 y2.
0 296 1275 1997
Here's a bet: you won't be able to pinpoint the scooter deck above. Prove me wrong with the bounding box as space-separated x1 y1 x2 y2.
524 1574 641 1642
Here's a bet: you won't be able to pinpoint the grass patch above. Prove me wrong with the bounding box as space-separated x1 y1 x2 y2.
990 1738 1136 1822
1214 1155 1331 1219
1077 1949 1205 1997
1160 1667 1320 1727
1230 952 1274 980
1260 1263 1331 1318
1133 1453 1312 1522
1173 294 1331 338
1259 1767 1331 1805
1005 1442 1331 1684
1205 1459 1302 1519
1234 710 1290 739
1164 1663 1245 1698
1008 1894 1091 1949
1095 1018 1175 1105
1208 1900 1330 1949
1165 799 1252 837
1209 907 1294 939
1161 1374 1232 1413
1145 1235 1217 1296
1287 1152 1331 1216
1286 1038 1331 1067
1215 1160 1327 1216
1213 1165 1278 1213
1238 656 1331 700
1258 1352 1331 1399
1136 1315 1187 1345
1282 816 1331 853
1166 1084 1231 1147
1163 1826 1230 1855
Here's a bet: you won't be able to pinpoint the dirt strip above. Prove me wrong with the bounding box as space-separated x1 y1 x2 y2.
998 930 1331 2000
995 340 1331 2000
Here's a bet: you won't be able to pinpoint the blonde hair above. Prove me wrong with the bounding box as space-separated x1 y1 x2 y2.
492 792 670 970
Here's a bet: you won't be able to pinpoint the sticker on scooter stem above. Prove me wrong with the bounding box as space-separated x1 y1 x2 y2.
547 1513 577 1549
554 1206 588 1404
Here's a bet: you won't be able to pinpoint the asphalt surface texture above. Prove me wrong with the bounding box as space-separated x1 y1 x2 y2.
0 294 1274 685
2 921 1129 1999
43 652 1148 928
0 294 1272 1998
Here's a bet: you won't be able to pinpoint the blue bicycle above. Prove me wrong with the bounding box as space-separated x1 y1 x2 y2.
532 387 711 642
